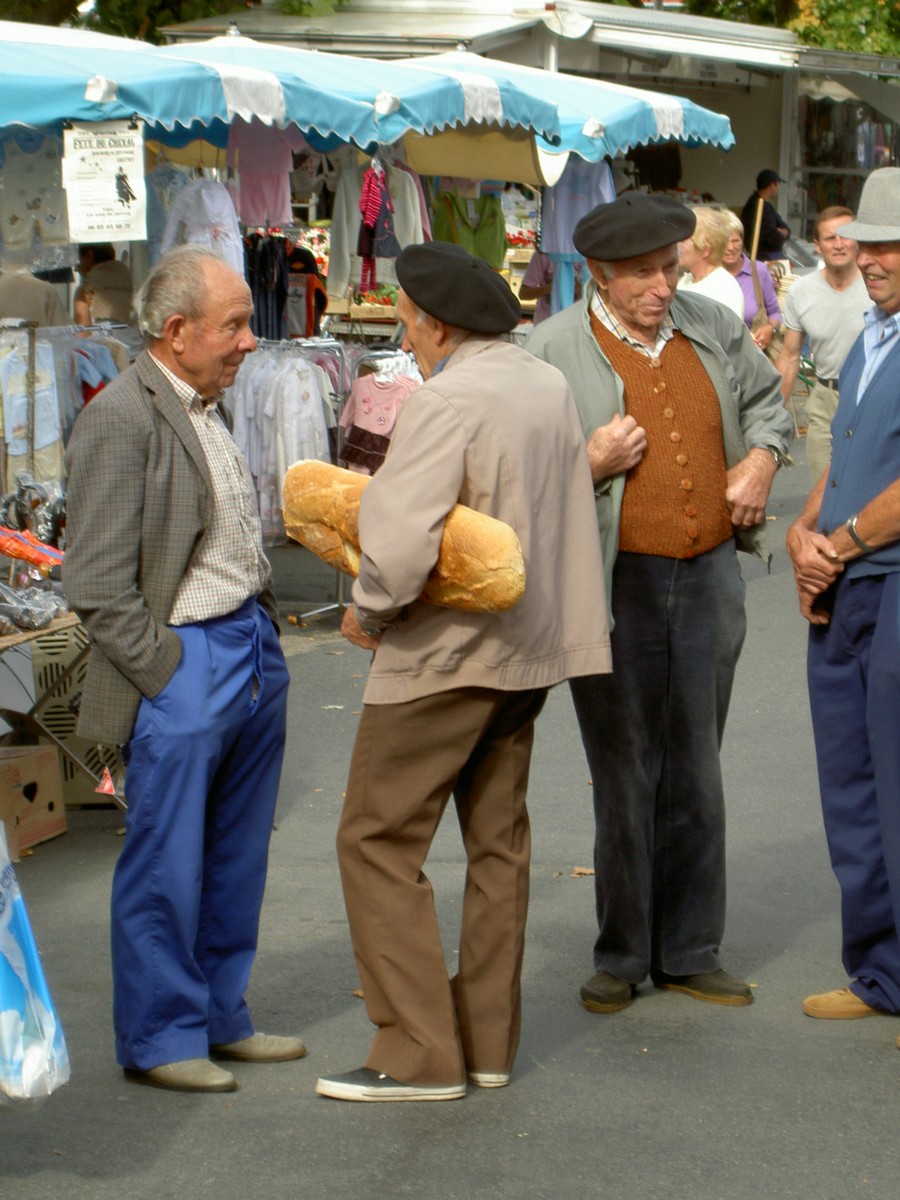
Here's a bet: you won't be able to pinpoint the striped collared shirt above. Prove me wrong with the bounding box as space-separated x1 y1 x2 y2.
858 305 900 400
150 355 270 625
590 287 675 360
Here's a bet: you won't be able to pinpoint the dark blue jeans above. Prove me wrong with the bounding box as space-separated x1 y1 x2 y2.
808 572 900 1013
570 543 746 983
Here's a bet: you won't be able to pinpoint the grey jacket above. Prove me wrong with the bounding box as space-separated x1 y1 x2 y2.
63 351 278 745
352 336 612 705
525 284 794 601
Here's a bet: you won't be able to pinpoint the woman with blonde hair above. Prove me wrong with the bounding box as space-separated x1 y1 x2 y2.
677 206 745 318
720 209 782 350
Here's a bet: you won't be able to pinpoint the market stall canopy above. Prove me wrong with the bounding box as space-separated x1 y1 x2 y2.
398 51 735 173
158 35 562 155
0 21 238 136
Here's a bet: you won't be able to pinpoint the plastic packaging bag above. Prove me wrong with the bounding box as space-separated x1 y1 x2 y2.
0 823 70 1107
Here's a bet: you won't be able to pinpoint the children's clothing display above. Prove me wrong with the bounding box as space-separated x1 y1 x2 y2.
328 160 423 299
357 161 402 292
159 178 245 277
339 368 420 475
432 189 507 269
227 119 309 228
224 341 338 536
0 132 69 253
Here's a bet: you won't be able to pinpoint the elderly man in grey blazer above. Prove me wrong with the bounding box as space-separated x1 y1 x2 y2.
63 245 305 1093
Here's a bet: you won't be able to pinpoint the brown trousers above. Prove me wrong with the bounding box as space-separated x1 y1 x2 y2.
336 685 548 1085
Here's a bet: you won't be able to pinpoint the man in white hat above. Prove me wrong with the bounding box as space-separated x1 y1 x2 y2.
787 168 900 1040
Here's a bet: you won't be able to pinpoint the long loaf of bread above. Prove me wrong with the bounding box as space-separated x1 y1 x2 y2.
282 460 525 613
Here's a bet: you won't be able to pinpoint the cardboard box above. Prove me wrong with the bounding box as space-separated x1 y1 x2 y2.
0 746 66 860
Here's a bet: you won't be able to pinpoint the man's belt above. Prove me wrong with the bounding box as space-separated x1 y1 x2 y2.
817 377 839 391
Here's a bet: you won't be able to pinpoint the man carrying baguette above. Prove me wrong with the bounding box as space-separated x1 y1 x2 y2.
316 241 611 1102
526 193 793 1017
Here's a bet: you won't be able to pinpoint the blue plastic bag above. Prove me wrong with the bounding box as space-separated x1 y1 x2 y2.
0 822 70 1107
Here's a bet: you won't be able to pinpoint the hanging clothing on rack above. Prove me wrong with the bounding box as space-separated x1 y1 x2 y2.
328 159 424 300
432 189 507 270
357 161 402 293
227 118 309 228
285 244 328 338
159 178 245 277
145 158 193 265
224 340 337 537
339 367 420 475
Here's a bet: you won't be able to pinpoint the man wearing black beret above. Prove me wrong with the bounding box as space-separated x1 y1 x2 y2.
317 241 612 1101
527 192 792 1017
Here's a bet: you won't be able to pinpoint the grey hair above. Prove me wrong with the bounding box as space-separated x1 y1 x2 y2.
135 245 226 339
720 208 744 239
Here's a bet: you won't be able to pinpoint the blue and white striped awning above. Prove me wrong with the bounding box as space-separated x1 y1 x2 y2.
401 51 735 160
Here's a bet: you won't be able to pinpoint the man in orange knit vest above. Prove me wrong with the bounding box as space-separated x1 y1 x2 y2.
527 193 793 1014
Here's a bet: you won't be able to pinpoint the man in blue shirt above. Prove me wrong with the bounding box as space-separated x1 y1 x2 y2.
786 168 900 1046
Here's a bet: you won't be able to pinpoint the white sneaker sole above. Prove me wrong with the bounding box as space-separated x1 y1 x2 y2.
316 1077 465 1102
467 1072 510 1088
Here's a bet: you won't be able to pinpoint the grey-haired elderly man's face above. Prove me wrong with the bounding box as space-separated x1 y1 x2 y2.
857 241 900 316
591 245 680 345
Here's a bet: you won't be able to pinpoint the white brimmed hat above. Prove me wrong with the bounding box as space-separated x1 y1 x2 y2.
840 168 900 243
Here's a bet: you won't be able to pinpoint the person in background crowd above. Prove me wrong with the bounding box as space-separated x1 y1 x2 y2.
519 250 582 324
676 206 745 318
63 245 305 1094
775 206 870 483
74 243 134 325
741 169 791 261
786 167 900 1046
526 193 793 1019
721 210 782 351
316 242 611 1103
0 249 69 326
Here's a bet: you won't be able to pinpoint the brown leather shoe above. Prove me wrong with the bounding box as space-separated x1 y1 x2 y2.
652 968 753 1006
802 987 882 1019
210 1032 307 1062
124 1058 236 1093
580 971 636 1013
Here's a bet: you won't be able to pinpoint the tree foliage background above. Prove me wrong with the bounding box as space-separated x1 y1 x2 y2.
0 0 896 54
0 2 342 43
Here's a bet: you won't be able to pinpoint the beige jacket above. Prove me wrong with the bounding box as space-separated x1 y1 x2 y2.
352 336 611 705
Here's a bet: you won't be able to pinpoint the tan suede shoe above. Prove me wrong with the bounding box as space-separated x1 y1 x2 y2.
210 1033 307 1062
124 1058 236 1092
802 987 882 1019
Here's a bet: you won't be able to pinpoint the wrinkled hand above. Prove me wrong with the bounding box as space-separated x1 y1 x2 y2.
725 449 777 528
586 413 647 483
753 322 774 351
341 605 382 650
786 520 843 626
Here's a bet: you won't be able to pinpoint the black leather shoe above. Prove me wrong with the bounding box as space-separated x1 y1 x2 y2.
651 968 753 1006
580 971 636 1013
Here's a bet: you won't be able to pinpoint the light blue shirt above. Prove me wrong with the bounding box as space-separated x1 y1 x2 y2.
858 305 900 399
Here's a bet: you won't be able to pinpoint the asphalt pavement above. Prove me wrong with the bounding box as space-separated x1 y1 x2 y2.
3 432 898 1200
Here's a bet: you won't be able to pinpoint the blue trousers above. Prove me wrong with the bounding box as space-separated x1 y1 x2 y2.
808 572 900 1013
112 599 290 1070
570 544 746 983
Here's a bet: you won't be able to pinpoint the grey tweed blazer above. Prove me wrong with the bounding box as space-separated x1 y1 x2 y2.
63 351 278 745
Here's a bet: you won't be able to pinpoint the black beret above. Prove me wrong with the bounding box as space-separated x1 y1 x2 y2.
396 241 521 334
573 193 696 262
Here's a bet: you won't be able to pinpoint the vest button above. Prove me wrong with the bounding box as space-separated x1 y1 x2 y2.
676 453 688 466
663 407 675 419
680 479 693 491
684 504 697 517
844 429 853 437
670 431 682 443
686 522 698 540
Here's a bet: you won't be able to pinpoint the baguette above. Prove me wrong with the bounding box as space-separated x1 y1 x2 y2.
282 460 525 613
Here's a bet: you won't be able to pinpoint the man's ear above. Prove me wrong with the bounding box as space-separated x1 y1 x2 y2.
161 313 187 353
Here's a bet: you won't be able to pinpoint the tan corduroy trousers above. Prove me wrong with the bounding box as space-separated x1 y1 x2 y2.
336 685 547 1085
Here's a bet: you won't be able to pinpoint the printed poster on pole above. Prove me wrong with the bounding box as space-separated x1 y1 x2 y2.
62 120 146 242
